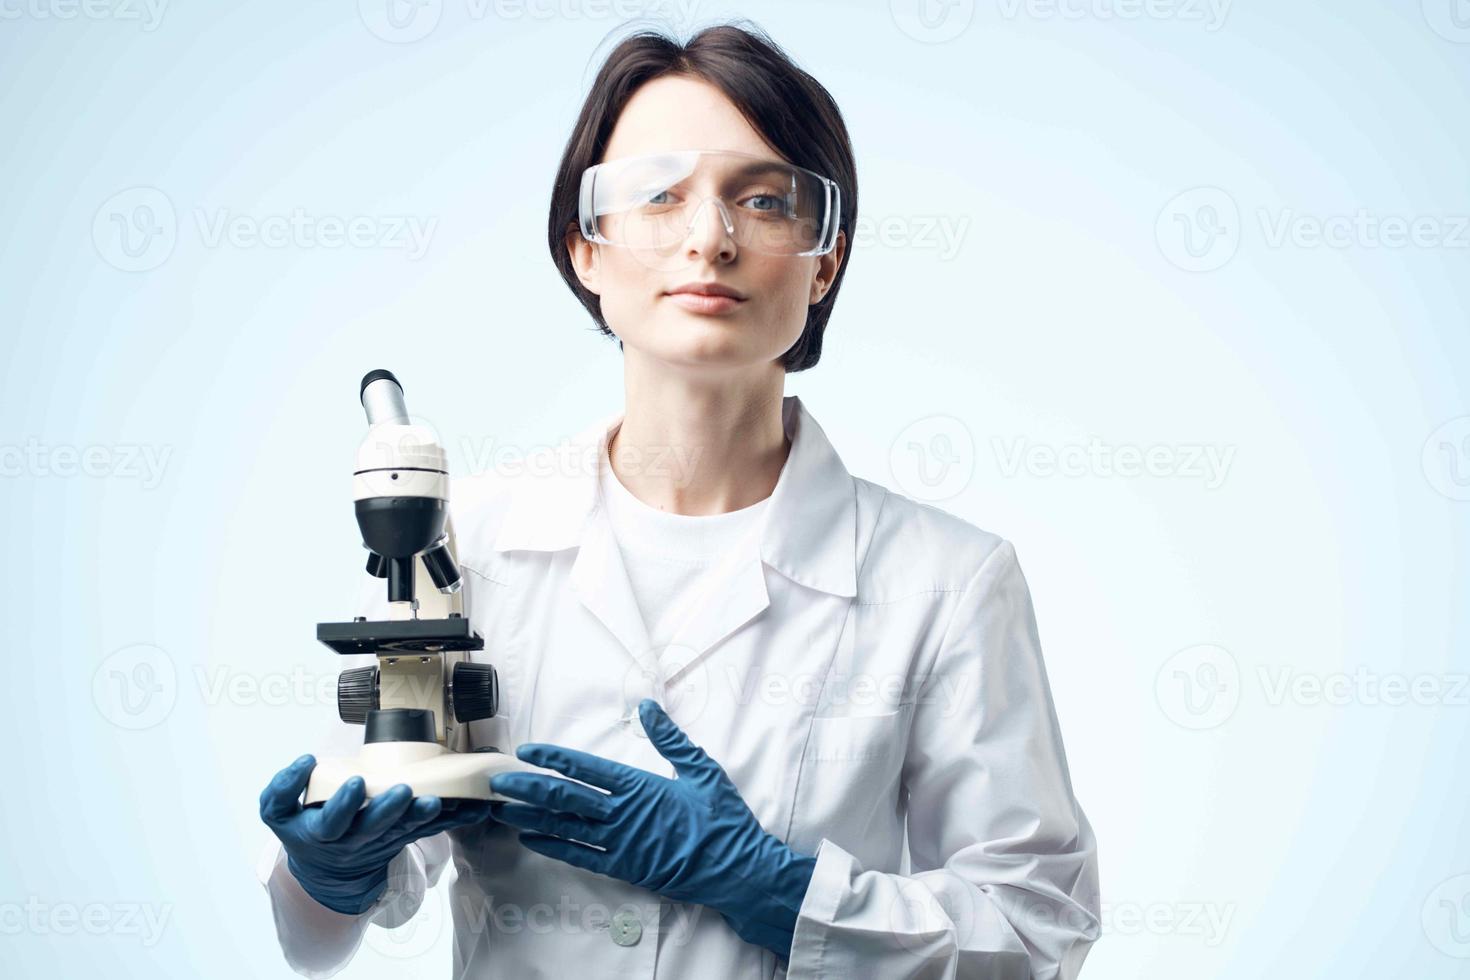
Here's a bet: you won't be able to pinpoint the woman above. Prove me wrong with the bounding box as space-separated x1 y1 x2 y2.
257 22 1100 980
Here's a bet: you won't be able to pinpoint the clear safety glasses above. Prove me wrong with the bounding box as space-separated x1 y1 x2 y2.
578 149 841 259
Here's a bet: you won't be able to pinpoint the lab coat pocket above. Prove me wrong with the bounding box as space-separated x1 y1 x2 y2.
807 707 907 764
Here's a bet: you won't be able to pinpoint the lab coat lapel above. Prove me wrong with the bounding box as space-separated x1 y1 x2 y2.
568 503 654 672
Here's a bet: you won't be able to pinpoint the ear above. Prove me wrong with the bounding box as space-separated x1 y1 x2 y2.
809 228 846 304
565 225 602 297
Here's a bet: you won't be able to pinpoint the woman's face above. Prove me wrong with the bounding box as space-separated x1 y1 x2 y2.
566 75 845 375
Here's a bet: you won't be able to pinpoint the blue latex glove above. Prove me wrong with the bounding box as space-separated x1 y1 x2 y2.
259 754 492 915
489 699 817 960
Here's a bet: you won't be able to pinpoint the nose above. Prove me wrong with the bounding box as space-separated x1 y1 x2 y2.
682 196 737 263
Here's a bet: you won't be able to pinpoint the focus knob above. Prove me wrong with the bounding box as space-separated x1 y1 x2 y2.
452 662 499 723
338 665 379 724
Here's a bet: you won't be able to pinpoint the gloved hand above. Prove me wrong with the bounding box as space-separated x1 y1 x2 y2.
259 754 492 916
488 699 817 960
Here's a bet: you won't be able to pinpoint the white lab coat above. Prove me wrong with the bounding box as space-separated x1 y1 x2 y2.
257 394 1100 979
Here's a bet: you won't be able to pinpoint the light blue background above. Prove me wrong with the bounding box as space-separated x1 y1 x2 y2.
2 1 1468 977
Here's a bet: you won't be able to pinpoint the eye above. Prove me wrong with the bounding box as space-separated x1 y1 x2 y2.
742 193 785 214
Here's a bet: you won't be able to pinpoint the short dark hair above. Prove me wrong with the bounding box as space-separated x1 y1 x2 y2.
546 21 858 373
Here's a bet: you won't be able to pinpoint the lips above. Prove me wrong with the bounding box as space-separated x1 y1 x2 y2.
665 281 746 300
664 291 744 314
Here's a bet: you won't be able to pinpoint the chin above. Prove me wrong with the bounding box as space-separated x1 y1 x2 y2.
654 331 751 367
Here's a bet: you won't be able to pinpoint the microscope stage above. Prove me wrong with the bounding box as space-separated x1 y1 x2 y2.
316 616 484 655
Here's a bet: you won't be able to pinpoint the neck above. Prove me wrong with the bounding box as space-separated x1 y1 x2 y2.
609 357 790 516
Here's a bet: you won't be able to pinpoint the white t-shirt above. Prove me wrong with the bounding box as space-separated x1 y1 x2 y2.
597 447 770 656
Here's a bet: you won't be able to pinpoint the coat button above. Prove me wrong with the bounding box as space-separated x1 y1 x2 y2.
609 908 642 946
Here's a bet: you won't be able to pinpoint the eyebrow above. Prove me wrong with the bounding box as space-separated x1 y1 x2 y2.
723 160 795 182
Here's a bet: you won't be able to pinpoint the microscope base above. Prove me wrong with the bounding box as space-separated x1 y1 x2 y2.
304 740 546 804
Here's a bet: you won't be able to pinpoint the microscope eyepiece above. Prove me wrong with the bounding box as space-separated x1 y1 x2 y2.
360 368 401 400
360 369 410 426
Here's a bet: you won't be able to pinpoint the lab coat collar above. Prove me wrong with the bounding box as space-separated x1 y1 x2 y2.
490 394 859 599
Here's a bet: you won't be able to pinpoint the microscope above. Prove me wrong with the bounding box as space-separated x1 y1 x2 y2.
304 369 536 804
